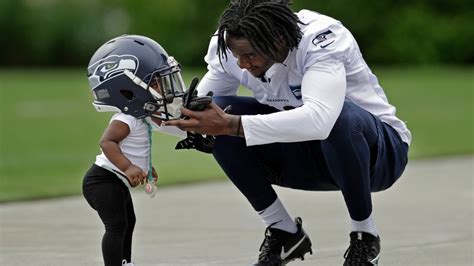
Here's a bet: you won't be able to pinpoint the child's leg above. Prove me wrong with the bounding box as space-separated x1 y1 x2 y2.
122 194 136 263
83 165 131 266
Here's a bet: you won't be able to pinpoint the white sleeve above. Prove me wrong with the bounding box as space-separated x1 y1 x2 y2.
197 69 240 97
112 113 136 130
242 60 346 146
196 35 240 97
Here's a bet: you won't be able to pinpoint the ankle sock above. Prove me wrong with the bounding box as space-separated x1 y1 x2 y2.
258 198 298 233
350 213 379 237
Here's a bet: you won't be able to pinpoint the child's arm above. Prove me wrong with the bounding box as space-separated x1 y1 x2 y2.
100 120 147 187
152 166 159 183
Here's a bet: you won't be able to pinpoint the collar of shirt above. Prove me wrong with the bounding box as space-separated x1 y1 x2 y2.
261 50 292 83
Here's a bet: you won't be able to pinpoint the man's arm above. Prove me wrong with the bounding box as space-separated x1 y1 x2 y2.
165 60 346 145
242 60 346 145
196 69 240 97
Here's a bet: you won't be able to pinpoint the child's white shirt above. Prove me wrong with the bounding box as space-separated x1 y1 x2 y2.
95 113 151 188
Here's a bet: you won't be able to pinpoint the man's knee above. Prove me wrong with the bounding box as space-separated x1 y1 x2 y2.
328 102 362 138
213 96 237 109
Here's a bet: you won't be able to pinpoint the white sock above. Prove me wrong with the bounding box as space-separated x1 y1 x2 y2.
258 198 298 233
350 213 379 237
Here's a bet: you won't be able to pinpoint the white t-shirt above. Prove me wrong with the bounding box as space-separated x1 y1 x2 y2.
197 9 412 146
95 113 152 188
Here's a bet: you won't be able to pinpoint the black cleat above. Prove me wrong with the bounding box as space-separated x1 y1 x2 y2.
253 217 313 266
343 231 381 266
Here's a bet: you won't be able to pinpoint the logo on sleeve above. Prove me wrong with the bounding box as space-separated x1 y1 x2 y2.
312 30 335 48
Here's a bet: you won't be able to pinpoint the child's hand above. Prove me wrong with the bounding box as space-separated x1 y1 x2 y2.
152 167 159 183
124 165 147 187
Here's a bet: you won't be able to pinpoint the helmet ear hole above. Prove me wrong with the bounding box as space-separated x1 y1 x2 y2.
120 90 135 100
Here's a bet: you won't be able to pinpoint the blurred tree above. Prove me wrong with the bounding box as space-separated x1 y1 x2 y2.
0 0 472 66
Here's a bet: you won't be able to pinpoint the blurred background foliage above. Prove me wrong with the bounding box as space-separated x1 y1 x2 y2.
0 0 473 201
0 0 473 67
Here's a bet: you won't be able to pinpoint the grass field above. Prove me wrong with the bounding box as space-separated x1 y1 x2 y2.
0 66 472 202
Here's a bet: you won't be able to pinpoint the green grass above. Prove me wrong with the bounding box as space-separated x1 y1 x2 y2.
373 66 473 158
0 69 224 202
0 66 472 202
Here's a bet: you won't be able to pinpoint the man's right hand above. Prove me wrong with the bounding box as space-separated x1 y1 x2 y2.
164 102 241 137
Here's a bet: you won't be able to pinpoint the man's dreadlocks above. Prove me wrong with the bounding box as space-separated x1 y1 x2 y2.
217 0 304 63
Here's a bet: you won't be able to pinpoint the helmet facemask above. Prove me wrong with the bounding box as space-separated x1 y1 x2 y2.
143 57 187 120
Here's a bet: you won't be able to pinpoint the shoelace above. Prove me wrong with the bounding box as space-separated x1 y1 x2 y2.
258 228 281 262
344 239 369 264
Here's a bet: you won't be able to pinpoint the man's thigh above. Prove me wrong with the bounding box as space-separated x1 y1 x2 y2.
370 122 409 191
252 140 340 191
214 96 339 190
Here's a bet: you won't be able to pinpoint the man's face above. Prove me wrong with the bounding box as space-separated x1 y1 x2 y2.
227 37 274 78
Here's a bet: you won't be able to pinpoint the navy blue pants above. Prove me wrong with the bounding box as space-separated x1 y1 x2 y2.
212 96 408 221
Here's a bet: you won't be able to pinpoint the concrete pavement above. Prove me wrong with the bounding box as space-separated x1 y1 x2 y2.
0 156 472 265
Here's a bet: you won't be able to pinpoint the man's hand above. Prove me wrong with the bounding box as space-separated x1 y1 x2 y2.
164 102 241 136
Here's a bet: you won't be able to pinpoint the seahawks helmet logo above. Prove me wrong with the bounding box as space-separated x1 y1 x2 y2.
312 29 335 48
88 55 139 89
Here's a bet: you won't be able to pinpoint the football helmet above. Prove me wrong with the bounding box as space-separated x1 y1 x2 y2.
87 34 186 120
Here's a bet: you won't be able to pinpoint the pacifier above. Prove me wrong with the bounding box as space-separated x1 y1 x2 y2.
145 181 156 198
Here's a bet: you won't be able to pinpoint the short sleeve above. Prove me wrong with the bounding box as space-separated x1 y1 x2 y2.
110 112 137 130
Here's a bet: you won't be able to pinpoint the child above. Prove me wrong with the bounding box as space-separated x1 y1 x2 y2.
82 112 157 266
83 34 187 266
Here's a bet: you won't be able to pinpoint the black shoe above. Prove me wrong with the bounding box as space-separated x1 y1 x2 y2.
343 231 381 266
253 217 313 266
